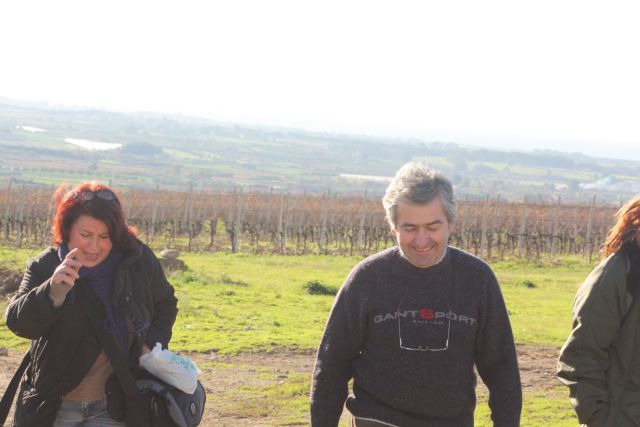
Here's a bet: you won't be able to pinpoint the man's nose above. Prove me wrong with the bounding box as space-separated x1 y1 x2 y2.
414 229 430 247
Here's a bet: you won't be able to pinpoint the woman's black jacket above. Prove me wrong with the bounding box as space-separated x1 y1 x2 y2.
4 242 178 427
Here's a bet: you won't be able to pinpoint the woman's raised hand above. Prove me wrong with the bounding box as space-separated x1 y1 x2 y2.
49 247 82 307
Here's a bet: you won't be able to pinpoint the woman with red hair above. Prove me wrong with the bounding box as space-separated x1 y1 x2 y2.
5 182 178 427
558 195 640 426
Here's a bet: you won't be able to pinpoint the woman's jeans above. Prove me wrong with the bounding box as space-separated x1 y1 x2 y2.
53 399 125 427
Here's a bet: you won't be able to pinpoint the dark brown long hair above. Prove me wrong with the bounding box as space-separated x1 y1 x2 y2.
51 181 138 252
601 194 640 259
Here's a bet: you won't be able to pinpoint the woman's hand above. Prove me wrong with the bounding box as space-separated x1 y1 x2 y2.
138 343 153 369
49 247 82 307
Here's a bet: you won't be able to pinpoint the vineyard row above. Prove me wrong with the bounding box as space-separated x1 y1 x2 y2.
0 185 619 261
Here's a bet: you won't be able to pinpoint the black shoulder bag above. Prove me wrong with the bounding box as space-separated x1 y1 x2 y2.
75 283 206 427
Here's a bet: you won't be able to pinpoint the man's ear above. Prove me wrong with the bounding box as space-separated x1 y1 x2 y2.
448 221 456 233
388 225 398 241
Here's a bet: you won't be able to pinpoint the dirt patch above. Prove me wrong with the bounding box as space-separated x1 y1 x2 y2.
516 344 561 391
0 344 561 426
0 269 22 298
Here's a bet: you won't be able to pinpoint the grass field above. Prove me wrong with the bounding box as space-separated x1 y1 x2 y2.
0 247 592 425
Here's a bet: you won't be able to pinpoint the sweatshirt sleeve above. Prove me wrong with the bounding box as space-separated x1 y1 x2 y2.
474 267 522 427
557 256 628 425
5 252 68 339
310 264 370 427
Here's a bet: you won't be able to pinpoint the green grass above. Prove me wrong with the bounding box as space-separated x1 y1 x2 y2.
475 388 577 426
492 255 593 346
0 246 41 270
170 252 360 353
220 373 310 425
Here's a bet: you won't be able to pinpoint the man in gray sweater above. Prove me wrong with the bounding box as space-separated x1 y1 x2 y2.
310 162 521 427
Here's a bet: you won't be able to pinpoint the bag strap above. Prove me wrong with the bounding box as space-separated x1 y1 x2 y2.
0 351 31 425
75 282 149 426
90 313 141 398
76 282 140 396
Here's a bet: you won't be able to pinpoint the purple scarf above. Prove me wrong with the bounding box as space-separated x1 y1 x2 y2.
58 243 129 357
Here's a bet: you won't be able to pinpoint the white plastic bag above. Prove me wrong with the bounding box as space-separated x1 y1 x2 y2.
139 342 202 394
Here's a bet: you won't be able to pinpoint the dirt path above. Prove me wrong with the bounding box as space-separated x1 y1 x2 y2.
0 344 560 426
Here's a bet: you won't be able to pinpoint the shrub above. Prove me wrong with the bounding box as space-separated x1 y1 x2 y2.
220 274 249 286
302 280 337 296
514 279 537 289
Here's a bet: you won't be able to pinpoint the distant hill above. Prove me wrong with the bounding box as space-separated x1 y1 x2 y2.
1 98 638 203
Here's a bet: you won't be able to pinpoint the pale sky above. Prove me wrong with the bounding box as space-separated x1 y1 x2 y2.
1 0 639 161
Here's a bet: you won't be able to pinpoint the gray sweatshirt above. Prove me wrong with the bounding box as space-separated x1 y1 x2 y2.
310 247 521 427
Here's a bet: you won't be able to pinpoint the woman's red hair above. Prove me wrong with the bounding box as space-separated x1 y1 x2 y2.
601 194 640 258
51 181 138 252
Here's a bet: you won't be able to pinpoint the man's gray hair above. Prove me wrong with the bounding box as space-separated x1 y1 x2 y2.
382 161 457 229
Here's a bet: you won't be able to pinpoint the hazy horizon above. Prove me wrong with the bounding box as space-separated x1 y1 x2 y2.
3 94 639 164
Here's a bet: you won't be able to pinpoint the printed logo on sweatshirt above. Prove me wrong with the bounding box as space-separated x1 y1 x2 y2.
373 308 476 326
